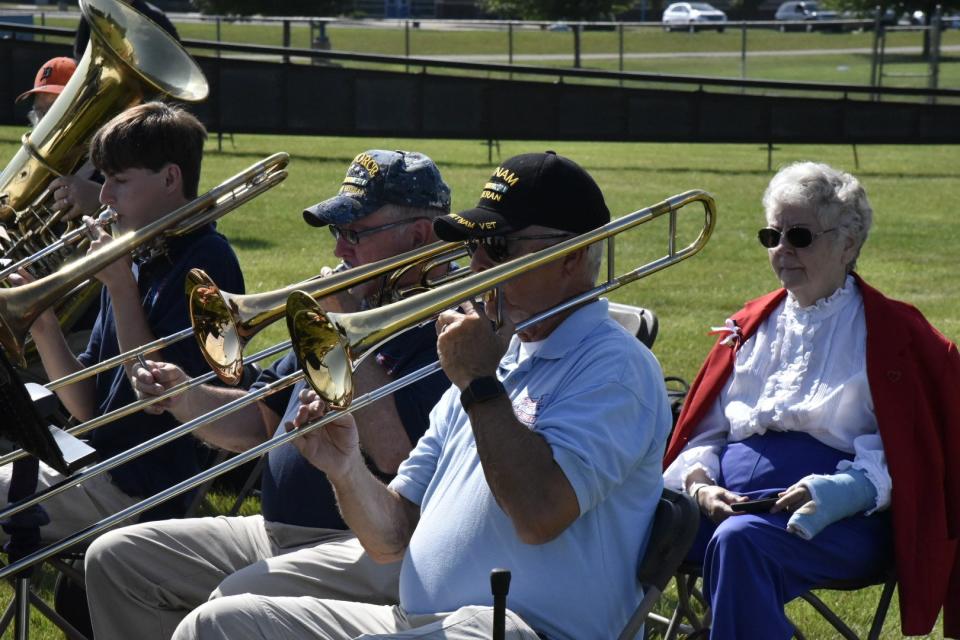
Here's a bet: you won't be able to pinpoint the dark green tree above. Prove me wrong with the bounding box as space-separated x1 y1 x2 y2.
480 0 631 20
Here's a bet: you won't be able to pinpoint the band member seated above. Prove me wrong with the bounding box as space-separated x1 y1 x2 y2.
663 161 960 639
6 101 244 541
85 150 454 639
167 151 673 640
15 56 101 221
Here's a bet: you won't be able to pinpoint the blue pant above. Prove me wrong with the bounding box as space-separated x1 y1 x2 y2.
686 432 891 640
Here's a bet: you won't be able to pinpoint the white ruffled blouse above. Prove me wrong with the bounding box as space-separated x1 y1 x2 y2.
663 275 891 511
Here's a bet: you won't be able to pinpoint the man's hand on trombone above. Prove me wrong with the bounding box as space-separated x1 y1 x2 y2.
131 361 189 415
435 300 512 390
86 223 134 289
7 268 60 337
288 387 360 480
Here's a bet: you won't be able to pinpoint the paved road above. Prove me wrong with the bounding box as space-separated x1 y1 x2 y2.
3 6 957 65
417 43 960 63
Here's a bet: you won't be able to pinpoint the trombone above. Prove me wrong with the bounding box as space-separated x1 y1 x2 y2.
0 189 715 579
0 152 290 370
188 241 468 385
0 238 465 467
287 189 716 408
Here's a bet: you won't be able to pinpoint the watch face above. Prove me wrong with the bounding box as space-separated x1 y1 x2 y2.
470 376 503 400
461 376 505 411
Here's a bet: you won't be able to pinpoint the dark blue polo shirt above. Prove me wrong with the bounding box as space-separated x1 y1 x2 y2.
77 225 244 520
255 323 449 529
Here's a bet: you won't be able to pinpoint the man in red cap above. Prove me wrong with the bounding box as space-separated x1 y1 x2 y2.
16 56 77 127
15 56 101 221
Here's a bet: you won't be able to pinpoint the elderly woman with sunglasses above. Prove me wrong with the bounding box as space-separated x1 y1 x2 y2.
663 161 960 640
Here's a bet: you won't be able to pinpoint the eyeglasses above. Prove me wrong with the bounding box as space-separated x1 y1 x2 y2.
465 233 572 264
329 217 429 246
757 226 837 249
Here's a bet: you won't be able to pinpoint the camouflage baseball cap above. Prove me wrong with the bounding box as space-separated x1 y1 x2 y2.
303 150 451 227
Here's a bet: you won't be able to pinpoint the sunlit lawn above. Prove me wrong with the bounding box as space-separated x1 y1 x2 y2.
0 8 958 636
1 129 955 638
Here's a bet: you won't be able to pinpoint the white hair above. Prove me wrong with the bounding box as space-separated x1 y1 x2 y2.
762 161 873 272
584 242 603 283
381 203 445 222
525 224 602 287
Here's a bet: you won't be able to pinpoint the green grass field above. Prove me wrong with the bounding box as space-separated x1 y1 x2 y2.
1 127 955 638
2 8 960 632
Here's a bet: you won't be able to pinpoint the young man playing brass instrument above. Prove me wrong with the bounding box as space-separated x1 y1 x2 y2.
6 101 244 541
85 150 454 639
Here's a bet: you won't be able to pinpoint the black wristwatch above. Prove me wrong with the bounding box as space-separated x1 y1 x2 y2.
459 376 505 412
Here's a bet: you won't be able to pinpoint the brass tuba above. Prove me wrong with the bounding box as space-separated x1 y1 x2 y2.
0 0 208 350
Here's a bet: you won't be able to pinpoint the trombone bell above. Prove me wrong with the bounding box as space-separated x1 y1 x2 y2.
187 269 244 385
286 291 354 409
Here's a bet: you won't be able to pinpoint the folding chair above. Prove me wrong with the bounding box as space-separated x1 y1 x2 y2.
40 362 268 638
617 488 700 640
662 563 897 640
793 570 897 640
608 302 659 350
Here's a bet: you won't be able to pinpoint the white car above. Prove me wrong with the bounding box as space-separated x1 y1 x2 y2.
662 2 728 32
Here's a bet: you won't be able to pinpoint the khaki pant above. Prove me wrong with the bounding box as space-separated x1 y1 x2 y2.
0 460 137 545
84 515 402 640
173 599 541 640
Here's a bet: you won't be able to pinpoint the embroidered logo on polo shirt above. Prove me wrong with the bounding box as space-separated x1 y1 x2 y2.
513 393 543 428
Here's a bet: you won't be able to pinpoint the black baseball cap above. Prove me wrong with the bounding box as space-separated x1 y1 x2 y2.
433 151 609 241
303 150 451 227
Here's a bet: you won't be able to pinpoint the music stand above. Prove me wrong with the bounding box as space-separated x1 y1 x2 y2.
0 351 97 475
0 350 97 639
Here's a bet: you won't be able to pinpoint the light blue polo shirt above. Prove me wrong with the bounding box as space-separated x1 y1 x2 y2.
389 299 672 640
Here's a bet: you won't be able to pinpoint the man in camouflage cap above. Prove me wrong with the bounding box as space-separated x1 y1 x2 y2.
303 150 452 307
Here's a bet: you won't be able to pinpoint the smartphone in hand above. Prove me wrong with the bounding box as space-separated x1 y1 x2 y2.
730 497 779 514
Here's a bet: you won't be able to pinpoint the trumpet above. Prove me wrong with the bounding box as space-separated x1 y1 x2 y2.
287 189 717 408
188 241 468 385
0 152 289 367
0 189 715 580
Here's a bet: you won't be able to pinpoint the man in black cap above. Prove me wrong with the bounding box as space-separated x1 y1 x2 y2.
170 152 674 640
85 150 454 640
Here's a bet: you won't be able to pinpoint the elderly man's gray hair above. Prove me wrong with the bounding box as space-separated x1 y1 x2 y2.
762 161 873 271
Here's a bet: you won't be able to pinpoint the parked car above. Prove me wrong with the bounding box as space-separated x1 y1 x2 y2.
662 2 728 32
773 0 839 30
907 10 960 28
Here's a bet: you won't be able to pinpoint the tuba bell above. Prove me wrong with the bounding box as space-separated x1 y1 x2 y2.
0 0 208 360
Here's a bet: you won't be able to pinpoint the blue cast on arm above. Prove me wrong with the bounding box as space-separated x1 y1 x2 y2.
787 468 878 540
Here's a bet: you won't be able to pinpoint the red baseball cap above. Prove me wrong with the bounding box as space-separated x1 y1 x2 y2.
16 57 77 103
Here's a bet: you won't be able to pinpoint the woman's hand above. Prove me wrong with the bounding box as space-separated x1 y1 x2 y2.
772 482 812 514
694 484 750 523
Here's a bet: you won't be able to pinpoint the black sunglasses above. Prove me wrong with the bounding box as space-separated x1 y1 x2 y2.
329 217 429 246
465 233 572 264
757 226 837 249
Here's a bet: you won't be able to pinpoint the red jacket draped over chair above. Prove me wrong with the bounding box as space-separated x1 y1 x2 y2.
664 274 960 638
